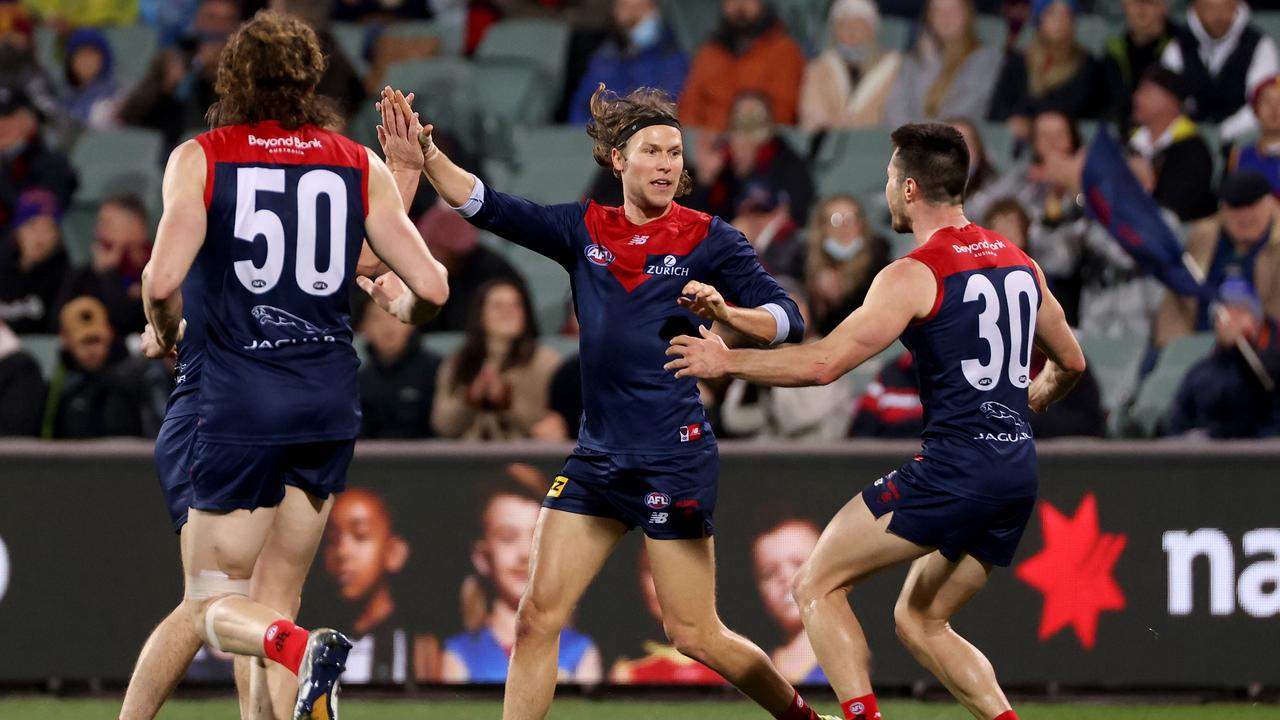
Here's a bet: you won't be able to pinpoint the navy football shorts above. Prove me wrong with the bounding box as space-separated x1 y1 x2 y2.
545 444 718 540
862 467 1035 567
189 437 356 514
155 412 199 533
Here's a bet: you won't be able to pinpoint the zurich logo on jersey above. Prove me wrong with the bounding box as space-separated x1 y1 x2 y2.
975 401 1032 443
585 244 615 266
645 254 690 277
645 492 671 510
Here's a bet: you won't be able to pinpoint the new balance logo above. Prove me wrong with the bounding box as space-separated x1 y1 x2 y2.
649 512 669 525
628 235 650 245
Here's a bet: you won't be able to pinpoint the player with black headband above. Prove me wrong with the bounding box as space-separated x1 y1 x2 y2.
373 84 826 719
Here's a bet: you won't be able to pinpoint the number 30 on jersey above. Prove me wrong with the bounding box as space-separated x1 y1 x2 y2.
961 270 1038 391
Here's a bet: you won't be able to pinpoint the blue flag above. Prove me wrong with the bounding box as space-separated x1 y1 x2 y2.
1081 127 1215 300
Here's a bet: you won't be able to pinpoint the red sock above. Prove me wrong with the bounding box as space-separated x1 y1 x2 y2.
775 691 821 720
993 712 1019 720
842 693 882 720
263 620 308 675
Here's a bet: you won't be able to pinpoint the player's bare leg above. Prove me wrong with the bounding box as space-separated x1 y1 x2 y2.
894 553 1012 720
251 486 333 720
184 505 285 653
501 509 626 720
647 536 819 718
790 494 931 716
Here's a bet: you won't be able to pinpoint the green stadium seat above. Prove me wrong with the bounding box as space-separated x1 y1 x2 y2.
104 24 158 91
1253 12 1280 46
659 0 719 54
35 26 62 91
773 0 830 51
504 243 570 334
975 14 1010 48
475 19 571 103
23 334 60 380
382 56 473 145
814 128 896 197
330 21 370 77
382 19 464 57
542 334 580 359
1076 332 1145 418
878 16 912 53
502 125 596 204
976 121 1016 169
60 205 98 266
1123 332 1215 436
468 60 554 161
71 127 164 171
776 125 813 159
421 332 465 358
1074 14 1109 55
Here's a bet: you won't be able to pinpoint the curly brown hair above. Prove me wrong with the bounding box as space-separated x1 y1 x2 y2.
205 10 340 130
585 84 692 197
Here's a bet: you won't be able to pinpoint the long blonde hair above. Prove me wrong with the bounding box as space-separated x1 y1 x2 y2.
919 0 982 119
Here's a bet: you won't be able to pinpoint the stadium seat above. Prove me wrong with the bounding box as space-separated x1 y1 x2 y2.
773 0 830 52
330 21 370 77
1076 332 1145 419
814 128 896 197
468 60 555 161
421 332 465 358
382 19 464 58
776 125 813 159
104 24 158 92
1253 12 1280 45
659 0 719 54
975 14 1009 48
71 126 164 171
23 334 60 380
878 16 912 53
383 57 474 145
475 19 571 105
502 125 596 204
504 242 571 334
977 121 1016 169
1123 332 1215 436
543 334 580 359
35 25 62 91
60 205 99 266
1074 14 1109 55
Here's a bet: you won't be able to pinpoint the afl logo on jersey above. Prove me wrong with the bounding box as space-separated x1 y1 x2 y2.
585 244 615 266
645 492 671 510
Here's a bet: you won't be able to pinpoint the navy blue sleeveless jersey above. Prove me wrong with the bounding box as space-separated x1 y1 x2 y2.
164 266 205 419
898 224 1042 501
460 181 804 455
191 122 369 444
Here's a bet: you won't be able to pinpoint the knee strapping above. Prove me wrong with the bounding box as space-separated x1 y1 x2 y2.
187 571 250 652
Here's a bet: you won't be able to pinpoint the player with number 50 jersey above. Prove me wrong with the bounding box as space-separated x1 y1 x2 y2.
666 123 1087 720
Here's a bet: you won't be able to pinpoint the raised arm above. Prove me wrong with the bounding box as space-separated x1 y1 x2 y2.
358 88 430 277
361 147 450 324
1027 260 1087 413
142 140 207 354
666 258 935 386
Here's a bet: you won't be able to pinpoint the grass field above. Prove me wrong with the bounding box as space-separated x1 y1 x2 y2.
4 698 1280 719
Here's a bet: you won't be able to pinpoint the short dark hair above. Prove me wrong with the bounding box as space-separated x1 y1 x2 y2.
890 123 970 205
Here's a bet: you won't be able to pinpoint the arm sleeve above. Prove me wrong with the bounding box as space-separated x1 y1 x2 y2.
455 177 587 267
708 218 805 345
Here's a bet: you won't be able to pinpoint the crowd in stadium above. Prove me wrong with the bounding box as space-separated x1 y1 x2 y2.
1 0 1278 441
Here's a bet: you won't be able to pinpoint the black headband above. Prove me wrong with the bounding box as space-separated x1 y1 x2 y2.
615 116 682 148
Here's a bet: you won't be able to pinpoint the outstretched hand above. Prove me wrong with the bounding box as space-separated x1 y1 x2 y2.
664 325 731 380
375 86 425 173
677 280 730 323
358 271 419 324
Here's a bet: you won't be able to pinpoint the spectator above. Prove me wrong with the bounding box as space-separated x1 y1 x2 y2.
1156 170 1280 347
949 116 1005 223
1103 0 1179 132
798 0 902 131
61 29 123 130
415 200 521 333
432 279 560 440
0 189 69 333
679 0 806 133
42 295 142 438
848 351 923 437
1228 74 1280 192
358 301 442 439
1128 66 1217 221
0 318 45 436
729 180 805 284
752 516 825 685
120 0 240 150
692 90 815 225
57 194 151 336
1166 278 1280 437
443 479 601 682
886 0 1003 127
720 288 854 440
988 0 1104 131
138 0 199 47
1161 0 1280 143
984 195 1033 250
804 193 890 336
567 0 688 125
321 487 416 683
0 85 77 229
0 2 74 150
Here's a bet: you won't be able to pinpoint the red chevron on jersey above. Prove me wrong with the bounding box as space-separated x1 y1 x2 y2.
583 202 712 292
905 224 1039 324
195 121 370 214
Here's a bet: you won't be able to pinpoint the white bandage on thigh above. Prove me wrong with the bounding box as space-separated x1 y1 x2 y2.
186 571 250 652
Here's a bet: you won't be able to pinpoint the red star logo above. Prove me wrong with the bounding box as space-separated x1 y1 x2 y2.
1014 493 1127 650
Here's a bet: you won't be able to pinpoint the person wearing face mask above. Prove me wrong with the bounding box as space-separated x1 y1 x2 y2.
798 0 902 131
0 85 77 230
0 189 69 333
679 0 806 133
804 194 891 337
568 0 688 125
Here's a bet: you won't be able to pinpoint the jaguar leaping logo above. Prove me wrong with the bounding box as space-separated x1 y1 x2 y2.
251 305 326 336
980 401 1030 436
